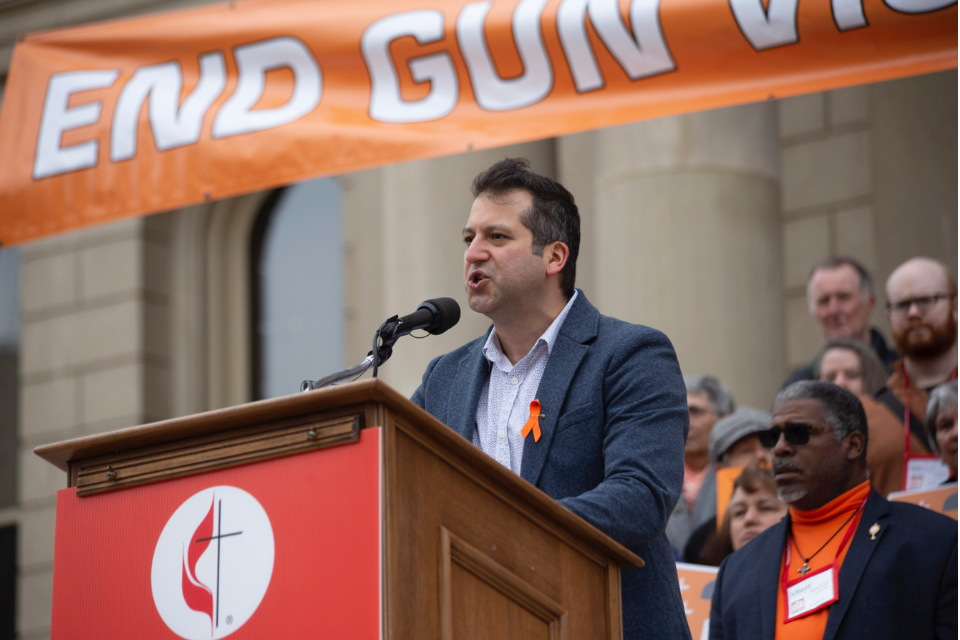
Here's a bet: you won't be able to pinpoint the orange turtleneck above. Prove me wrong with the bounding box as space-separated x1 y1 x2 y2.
775 480 871 640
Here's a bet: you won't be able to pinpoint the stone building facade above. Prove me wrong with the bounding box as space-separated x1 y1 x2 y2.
0 1 956 637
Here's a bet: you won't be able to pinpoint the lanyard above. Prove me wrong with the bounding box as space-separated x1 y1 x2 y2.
781 496 867 589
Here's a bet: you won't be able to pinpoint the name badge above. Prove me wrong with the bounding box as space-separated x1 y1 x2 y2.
784 564 839 622
905 456 952 491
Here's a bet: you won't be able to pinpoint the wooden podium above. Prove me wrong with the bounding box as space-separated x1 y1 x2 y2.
36 379 642 640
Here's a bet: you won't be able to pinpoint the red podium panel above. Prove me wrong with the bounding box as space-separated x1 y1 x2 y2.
39 381 643 640
51 427 382 640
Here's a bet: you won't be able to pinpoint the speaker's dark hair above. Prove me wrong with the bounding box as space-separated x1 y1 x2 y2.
472 158 580 298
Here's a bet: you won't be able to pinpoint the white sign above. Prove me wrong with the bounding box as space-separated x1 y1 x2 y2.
905 458 952 492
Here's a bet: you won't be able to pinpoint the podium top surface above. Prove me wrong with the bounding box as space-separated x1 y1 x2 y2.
35 379 404 472
35 378 644 568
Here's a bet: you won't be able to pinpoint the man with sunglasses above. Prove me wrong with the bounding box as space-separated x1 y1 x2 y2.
709 381 957 640
876 257 958 490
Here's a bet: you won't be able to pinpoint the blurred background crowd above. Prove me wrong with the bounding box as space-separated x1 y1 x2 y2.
669 252 957 567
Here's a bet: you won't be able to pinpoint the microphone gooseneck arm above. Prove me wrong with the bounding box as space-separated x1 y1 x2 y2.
300 297 460 393
299 354 376 392
371 315 398 379
299 315 399 392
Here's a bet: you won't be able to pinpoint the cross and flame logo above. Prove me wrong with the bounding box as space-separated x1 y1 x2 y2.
152 487 274 640
182 496 215 631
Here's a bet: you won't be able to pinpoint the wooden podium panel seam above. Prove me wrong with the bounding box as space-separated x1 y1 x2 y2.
440 527 567 640
605 561 622 640
74 415 360 496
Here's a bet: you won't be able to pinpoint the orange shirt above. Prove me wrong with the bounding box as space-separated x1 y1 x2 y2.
775 481 871 640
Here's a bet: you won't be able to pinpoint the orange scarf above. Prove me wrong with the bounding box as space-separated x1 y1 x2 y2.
775 481 871 640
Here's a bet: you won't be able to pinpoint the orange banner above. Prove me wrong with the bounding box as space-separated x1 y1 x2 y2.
677 562 718 639
888 482 958 520
715 465 743 531
0 0 955 245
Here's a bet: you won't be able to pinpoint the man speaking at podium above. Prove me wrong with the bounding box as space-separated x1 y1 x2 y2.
411 158 692 639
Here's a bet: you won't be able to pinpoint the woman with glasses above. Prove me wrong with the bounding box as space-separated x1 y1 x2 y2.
813 338 932 497
699 464 787 566
926 381 958 483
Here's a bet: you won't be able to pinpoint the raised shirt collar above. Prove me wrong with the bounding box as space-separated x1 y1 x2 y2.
482 290 578 370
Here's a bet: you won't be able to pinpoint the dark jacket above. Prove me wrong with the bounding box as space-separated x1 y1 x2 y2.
684 516 719 565
709 490 958 640
782 329 898 389
411 291 692 640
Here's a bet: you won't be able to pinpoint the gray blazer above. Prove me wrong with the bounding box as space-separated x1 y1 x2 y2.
411 291 692 640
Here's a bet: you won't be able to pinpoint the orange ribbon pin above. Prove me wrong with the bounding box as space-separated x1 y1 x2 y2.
521 399 543 442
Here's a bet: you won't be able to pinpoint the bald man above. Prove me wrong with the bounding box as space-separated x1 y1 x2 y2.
886 258 958 392
873 257 958 489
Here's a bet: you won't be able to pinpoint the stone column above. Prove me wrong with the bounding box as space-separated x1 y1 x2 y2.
872 71 958 282
559 103 784 408
775 71 957 377
16 215 178 637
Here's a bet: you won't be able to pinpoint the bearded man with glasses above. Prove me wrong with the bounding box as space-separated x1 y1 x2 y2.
884 257 957 394
873 257 958 491
709 381 957 640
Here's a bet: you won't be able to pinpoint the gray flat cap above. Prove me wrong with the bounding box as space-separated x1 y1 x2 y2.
709 407 772 463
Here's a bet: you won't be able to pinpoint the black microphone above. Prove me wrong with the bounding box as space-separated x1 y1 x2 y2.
300 297 461 390
379 297 461 344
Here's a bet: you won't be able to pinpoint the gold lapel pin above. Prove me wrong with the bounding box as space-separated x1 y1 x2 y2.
869 523 880 540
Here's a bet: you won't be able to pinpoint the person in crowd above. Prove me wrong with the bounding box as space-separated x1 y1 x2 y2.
411 158 691 639
709 381 957 640
783 257 898 388
881 257 958 418
926 381 958 482
683 407 773 564
814 338 931 497
667 375 735 554
814 338 888 396
699 464 787 566
874 258 958 491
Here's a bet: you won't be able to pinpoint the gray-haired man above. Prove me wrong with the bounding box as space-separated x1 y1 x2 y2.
710 381 957 640
783 256 899 388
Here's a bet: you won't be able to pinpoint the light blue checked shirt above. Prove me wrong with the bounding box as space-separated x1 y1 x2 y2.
473 291 578 475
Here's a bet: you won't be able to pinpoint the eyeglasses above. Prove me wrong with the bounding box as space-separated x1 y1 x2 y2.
886 293 953 317
688 405 714 418
757 423 827 448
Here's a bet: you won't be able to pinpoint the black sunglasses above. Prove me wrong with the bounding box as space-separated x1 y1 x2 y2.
757 423 826 448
